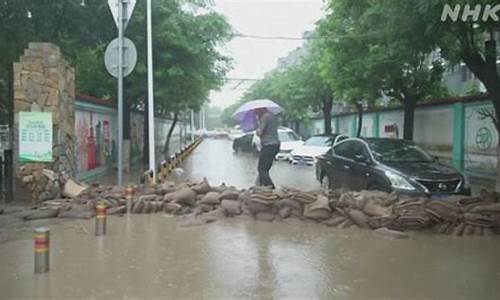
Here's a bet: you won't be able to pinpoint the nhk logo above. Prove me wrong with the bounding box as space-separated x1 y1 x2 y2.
441 4 500 22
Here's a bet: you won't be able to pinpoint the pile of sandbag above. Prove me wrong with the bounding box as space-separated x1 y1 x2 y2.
18 177 500 237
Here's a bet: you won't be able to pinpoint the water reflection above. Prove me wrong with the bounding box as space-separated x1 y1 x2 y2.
1 215 500 299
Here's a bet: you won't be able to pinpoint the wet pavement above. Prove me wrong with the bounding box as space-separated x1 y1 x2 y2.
2 139 500 299
1 215 500 299
178 139 319 190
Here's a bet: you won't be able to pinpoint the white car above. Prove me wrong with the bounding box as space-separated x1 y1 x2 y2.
252 127 303 160
291 134 349 165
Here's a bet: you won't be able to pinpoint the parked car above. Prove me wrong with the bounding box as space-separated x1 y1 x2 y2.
232 132 255 152
253 127 303 160
291 134 349 165
316 138 471 197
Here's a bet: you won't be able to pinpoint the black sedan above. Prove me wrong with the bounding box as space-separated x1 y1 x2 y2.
316 138 470 197
232 132 255 152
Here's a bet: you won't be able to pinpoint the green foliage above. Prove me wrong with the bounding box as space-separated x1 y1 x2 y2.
0 0 231 126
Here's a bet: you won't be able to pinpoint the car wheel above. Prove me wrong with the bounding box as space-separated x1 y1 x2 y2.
321 174 331 191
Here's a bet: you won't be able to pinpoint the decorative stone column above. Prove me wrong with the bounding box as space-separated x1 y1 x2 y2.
13 43 75 202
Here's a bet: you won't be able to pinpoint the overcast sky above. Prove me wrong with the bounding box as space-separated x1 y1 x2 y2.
209 0 325 108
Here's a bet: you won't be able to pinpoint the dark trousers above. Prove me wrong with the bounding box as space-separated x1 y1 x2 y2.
257 144 280 188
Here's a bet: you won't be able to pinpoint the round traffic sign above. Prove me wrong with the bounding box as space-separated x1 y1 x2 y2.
104 37 137 78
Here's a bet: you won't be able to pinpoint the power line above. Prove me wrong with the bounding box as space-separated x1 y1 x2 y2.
232 33 314 41
225 78 262 81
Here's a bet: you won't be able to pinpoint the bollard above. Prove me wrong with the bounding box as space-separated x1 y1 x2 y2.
124 186 134 214
161 160 168 179
34 227 50 274
157 164 164 183
95 204 107 236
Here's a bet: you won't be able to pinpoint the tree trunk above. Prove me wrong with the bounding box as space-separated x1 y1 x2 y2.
164 111 178 155
322 98 333 134
295 120 300 134
123 104 130 140
402 96 416 140
8 67 13 126
355 102 363 137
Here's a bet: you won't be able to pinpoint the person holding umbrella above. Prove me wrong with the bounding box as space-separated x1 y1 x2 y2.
255 107 280 188
232 99 282 188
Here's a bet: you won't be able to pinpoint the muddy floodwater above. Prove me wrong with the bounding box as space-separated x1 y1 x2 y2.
1 215 499 299
178 139 320 190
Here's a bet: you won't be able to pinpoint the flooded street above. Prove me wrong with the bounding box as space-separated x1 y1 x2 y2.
178 139 319 190
1 215 500 299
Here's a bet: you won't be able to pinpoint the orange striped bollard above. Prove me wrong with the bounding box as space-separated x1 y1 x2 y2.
95 204 107 236
124 186 134 214
34 227 50 274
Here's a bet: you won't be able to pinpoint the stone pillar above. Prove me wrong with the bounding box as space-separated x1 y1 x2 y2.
13 43 75 203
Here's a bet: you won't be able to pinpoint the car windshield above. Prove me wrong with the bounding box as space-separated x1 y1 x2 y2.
368 140 433 163
305 136 330 146
279 131 300 142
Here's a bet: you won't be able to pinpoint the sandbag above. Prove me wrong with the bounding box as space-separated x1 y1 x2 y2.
279 198 302 211
345 209 369 228
470 203 500 213
164 203 182 214
374 227 409 239
220 189 240 200
63 178 88 198
221 200 241 216
363 200 392 217
138 194 157 202
452 223 466 237
143 202 153 214
132 200 145 214
199 208 224 223
278 207 292 219
303 195 331 220
323 215 346 227
23 208 59 221
245 200 274 214
108 205 126 215
164 188 197 206
200 204 214 212
199 192 221 205
192 178 211 194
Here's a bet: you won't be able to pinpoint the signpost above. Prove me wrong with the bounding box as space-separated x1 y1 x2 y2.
107 0 136 186
104 37 137 78
18 112 52 162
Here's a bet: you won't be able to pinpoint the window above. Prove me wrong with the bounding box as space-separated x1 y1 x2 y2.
334 140 370 161
305 136 330 146
278 131 300 142
333 140 356 159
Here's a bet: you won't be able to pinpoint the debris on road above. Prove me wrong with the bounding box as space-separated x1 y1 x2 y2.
8 178 500 237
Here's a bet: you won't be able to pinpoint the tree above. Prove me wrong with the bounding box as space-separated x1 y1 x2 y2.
0 0 231 159
0 0 115 125
278 50 336 135
404 0 500 189
320 0 446 140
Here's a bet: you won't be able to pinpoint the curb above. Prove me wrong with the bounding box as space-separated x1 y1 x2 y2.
142 138 203 185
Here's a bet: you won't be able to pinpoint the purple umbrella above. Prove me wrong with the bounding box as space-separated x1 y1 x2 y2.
232 99 282 132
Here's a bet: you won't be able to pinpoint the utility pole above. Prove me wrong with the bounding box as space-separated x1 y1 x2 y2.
146 0 156 182
117 0 124 186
